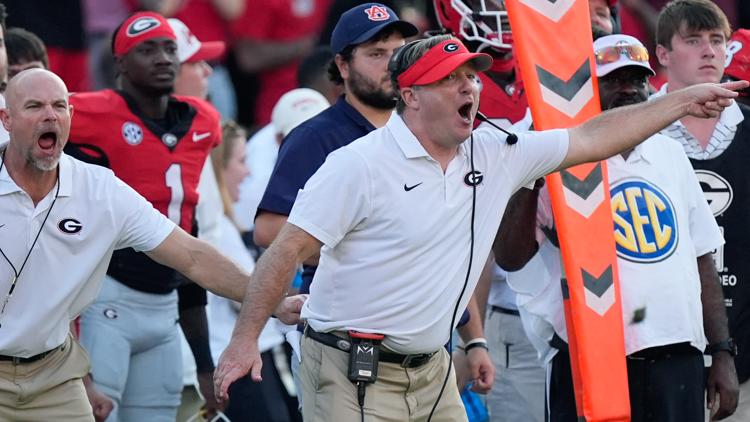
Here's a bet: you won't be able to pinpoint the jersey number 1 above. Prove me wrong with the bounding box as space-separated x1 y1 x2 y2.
165 163 184 224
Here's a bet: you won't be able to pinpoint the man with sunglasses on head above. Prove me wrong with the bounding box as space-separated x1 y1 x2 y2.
214 29 745 420
434 2 621 420
653 2 749 420
497 33 738 422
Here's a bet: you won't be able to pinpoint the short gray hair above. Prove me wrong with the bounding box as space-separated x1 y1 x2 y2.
390 34 455 114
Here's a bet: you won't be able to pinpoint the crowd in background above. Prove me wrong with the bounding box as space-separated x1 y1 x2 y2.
1 0 749 131
1 1 750 422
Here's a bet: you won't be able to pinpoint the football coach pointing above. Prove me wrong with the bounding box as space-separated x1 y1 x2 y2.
215 35 747 421
0 69 303 421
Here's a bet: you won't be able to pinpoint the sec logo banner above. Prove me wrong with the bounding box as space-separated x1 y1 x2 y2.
610 179 678 263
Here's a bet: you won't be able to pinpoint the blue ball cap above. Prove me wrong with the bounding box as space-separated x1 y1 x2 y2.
330 3 419 54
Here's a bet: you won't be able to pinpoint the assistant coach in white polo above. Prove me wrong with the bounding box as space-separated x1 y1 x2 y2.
215 35 747 421
0 69 304 421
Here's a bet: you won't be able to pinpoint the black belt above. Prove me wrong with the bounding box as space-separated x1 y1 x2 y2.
491 305 521 316
305 326 437 368
0 344 64 365
627 342 700 362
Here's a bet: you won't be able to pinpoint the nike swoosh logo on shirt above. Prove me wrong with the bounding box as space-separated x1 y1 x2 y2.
404 183 422 191
192 132 211 142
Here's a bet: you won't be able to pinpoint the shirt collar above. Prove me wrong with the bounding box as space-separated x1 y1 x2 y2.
652 83 744 128
57 154 73 197
387 112 471 161
611 133 676 166
0 151 73 197
388 112 430 159
334 95 376 132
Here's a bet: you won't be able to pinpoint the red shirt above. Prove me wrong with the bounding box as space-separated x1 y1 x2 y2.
231 0 330 125
175 0 231 61
67 90 221 232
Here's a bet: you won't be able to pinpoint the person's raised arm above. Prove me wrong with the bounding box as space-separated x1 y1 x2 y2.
213 223 321 401
560 81 747 170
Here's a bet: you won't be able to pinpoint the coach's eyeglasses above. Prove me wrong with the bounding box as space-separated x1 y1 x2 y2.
595 44 650 65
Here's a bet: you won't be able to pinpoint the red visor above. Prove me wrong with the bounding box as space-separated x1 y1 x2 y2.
114 12 176 57
397 39 493 88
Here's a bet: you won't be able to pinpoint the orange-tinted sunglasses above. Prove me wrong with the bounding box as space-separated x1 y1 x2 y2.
595 44 650 65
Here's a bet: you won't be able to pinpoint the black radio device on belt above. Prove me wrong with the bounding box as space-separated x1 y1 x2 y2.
347 330 385 421
347 331 384 384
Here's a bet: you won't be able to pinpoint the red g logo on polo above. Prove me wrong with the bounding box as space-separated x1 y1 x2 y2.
364 5 390 21
126 17 161 37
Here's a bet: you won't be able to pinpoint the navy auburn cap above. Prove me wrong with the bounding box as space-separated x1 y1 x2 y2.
331 3 418 54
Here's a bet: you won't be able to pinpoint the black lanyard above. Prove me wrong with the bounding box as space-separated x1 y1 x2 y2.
0 149 60 326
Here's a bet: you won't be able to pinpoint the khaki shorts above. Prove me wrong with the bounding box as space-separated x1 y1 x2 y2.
300 334 467 422
0 334 94 421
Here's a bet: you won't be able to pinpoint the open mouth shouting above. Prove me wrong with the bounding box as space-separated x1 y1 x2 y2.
458 100 474 124
37 131 59 155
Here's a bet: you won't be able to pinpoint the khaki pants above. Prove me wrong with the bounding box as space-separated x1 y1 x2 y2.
0 334 94 421
300 335 467 422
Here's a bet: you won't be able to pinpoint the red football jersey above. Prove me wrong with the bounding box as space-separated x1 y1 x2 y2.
230 0 331 125
67 90 221 232
478 72 529 128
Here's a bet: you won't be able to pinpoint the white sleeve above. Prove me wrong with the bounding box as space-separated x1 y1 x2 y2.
287 148 371 247
477 127 569 192
111 175 176 252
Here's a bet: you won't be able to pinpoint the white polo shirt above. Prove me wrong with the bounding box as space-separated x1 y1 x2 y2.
509 134 723 357
289 112 568 354
0 154 175 357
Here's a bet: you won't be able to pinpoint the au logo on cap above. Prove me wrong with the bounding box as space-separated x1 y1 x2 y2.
444 43 460 53
364 5 390 21
127 17 161 37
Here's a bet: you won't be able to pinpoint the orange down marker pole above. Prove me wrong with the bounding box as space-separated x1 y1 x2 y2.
504 1 630 420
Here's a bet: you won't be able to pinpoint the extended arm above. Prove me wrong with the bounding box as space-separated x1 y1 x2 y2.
561 81 747 170
146 227 248 302
699 254 739 420
213 223 321 401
